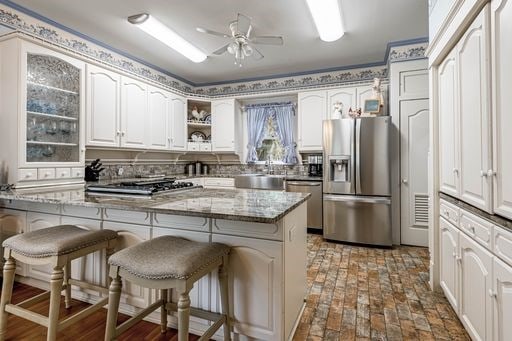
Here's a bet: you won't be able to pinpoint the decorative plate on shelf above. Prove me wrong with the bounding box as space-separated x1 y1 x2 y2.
202 113 211 124
206 134 211 141
190 131 207 142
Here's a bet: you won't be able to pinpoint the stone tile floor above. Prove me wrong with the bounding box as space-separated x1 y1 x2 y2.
293 234 470 340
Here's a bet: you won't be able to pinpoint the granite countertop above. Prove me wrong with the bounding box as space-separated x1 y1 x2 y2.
96 174 323 184
0 187 310 224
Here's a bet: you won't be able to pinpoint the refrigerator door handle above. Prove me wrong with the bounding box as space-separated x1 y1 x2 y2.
323 194 391 205
355 119 362 193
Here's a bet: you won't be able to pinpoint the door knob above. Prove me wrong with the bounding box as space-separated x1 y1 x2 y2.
401 179 408 184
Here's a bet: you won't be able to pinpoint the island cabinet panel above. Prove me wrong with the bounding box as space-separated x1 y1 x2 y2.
0 208 27 276
102 221 151 310
211 234 283 341
61 205 101 220
60 216 103 298
153 213 209 232
152 228 212 331
103 208 150 225
212 219 283 241
26 212 61 282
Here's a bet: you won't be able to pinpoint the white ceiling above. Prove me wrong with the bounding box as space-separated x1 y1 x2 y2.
9 0 428 85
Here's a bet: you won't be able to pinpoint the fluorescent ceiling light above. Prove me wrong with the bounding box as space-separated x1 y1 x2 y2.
305 0 344 42
128 13 207 63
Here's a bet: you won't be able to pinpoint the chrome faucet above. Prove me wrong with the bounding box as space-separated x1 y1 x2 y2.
265 156 274 175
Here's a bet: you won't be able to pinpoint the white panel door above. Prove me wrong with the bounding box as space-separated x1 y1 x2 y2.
439 217 460 312
298 91 326 151
212 99 235 152
493 256 512 341
147 86 168 150
492 0 512 219
400 99 429 246
169 95 187 151
327 87 356 119
438 50 460 197
211 234 283 340
86 65 121 147
459 232 493 341
26 212 61 281
120 77 148 148
458 7 492 212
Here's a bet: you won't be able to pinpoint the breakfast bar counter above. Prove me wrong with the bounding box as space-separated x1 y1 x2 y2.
0 186 309 340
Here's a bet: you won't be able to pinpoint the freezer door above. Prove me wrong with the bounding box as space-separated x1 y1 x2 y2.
323 119 355 194
323 194 392 246
355 117 391 196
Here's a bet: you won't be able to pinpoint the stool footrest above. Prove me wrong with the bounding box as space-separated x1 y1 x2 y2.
58 297 108 331
17 291 51 309
198 314 226 341
5 304 49 327
116 299 164 336
165 302 225 322
68 279 109 295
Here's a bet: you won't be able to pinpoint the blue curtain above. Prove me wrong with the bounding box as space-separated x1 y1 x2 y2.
272 103 298 164
246 106 268 163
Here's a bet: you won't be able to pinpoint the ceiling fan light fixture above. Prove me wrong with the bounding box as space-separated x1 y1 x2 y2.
128 13 207 63
242 43 253 56
305 0 344 42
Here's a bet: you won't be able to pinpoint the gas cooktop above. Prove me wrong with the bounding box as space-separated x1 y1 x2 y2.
86 178 200 196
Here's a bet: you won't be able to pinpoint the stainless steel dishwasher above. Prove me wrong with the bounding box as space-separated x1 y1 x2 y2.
285 180 323 230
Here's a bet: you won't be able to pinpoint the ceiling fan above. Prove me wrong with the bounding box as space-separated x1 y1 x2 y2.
196 13 284 67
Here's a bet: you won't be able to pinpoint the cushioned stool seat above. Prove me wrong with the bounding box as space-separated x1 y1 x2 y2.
0 225 117 341
109 236 230 280
105 236 231 341
3 225 118 258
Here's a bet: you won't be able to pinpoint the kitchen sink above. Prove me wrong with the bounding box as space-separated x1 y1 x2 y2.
234 174 285 190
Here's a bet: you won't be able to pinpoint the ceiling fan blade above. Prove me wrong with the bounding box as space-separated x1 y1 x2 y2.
212 44 230 55
196 27 231 38
251 46 264 60
237 13 252 36
251 36 284 45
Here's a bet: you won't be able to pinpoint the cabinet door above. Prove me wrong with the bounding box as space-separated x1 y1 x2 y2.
459 232 493 341
492 0 512 219
211 234 283 340
212 99 235 152
439 217 459 312
86 65 120 147
438 50 460 197
298 91 326 151
26 212 61 281
212 100 235 152
493 257 512 341
169 95 187 151
458 7 493 212
327 87 356 119
147 86 168 150
0 209 27 276
120 77 148 148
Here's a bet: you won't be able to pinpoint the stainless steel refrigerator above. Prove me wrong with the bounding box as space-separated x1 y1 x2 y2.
322 117 392 246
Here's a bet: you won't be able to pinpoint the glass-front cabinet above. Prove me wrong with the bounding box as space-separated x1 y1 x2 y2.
0 37 85 188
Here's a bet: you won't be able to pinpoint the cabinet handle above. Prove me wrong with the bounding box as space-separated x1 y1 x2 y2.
488 289 497 299
453 168 459 174
456 256 462 262
121 131 125 136
480 170 488 177
487 170 496 177
116 130 121 136
452 252 457 258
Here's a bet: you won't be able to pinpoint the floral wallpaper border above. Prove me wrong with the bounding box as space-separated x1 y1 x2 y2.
0 3 427 98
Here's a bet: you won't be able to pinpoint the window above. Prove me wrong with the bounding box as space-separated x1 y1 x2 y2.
256 115 285 162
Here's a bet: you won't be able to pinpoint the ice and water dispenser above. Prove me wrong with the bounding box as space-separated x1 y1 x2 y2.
329 156 350 182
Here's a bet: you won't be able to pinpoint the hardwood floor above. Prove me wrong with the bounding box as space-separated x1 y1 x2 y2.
0 234 469 340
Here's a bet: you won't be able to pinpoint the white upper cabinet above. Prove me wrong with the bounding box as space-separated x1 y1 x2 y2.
169 95 187 151
212 99 236 152
298 90 327 151
86 65 121 148
438 49 460 198
492 0 512 219
147 86 168 150
327 88 356 119
120 77 148 148
458 7 492 212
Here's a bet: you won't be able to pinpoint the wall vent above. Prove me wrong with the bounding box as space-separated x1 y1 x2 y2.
414 194 429 226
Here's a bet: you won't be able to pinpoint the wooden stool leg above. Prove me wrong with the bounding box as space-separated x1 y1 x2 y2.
0 257 16 341
63 262 72 309
177 290 191 341
105 274 122 341
160 289 168 334
47 267 64 341
219 255 231 341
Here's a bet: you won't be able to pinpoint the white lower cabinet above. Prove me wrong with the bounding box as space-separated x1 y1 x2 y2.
439 217 459 311
0 208 27 276
493 257 512 341
459 232 493 341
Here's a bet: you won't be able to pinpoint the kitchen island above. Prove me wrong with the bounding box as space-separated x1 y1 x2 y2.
0 186 309 341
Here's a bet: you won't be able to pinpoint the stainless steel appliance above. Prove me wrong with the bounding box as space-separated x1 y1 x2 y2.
307 155 323 177
323 117 391 245
286 180 323 230
86 179 200 196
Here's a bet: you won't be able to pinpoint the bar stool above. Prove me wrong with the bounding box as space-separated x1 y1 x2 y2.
0 225 117 341
104 235 231 341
